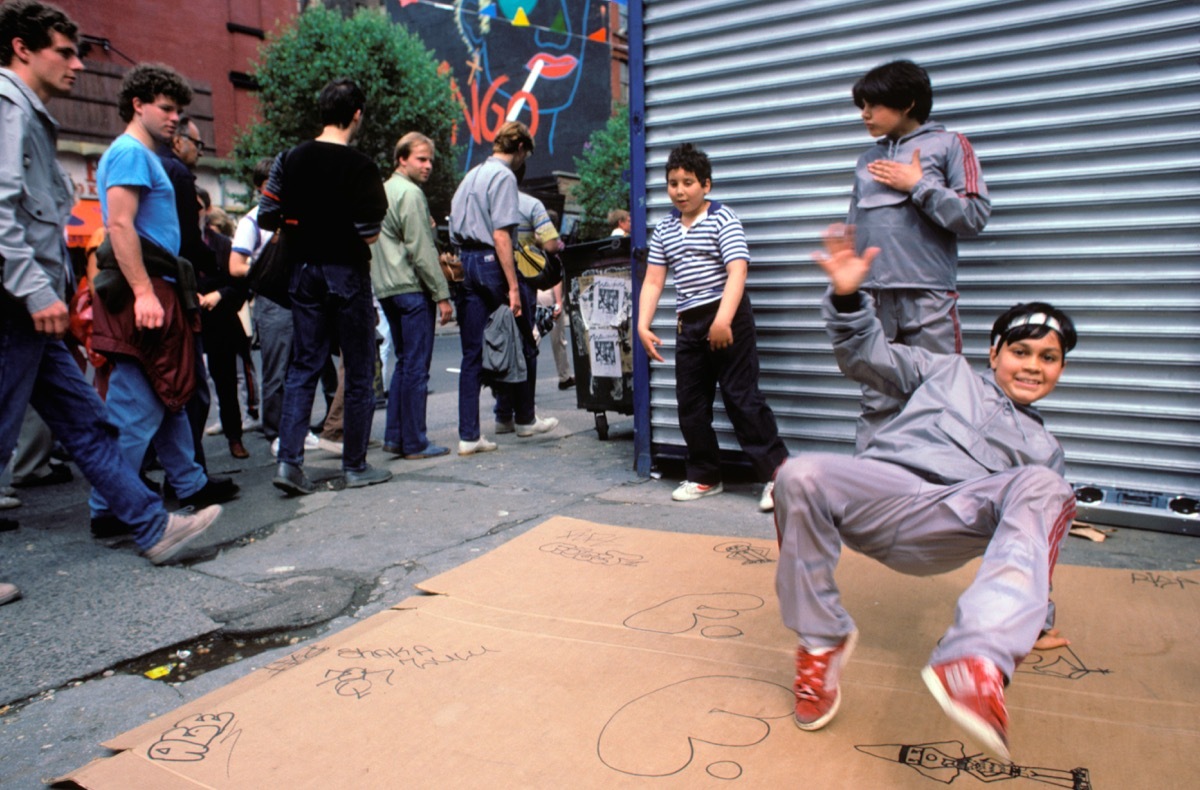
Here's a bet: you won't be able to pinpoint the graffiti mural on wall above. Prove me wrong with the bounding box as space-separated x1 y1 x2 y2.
388 0 613 177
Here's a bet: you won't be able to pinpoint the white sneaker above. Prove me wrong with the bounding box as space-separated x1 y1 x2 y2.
272 433 321 458
204 422 223 436
143 505 222 565
0 582 20 606
516 416 559 437
672 481 724 502
0 494 20 510
759 481 776 512
317 437 344 456
495 419 515 434
458 436 498 456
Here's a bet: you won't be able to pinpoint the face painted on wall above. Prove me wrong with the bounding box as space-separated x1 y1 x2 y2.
456 0 595 149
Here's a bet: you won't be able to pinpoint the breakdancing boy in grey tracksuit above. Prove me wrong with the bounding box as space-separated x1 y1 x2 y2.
775 224 1077 761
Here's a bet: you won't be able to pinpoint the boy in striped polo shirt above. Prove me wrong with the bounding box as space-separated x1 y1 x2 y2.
638 143 788 511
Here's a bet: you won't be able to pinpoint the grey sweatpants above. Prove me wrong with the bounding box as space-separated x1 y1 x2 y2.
774 453 1074 678
856 288 960 452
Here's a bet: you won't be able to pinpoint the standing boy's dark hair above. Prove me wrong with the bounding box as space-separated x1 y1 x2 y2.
252 157 274 189
0 0 76 66
318 78 366 128
117 63 192 123
852 60 933 124
990 302 1077 354
665 143 712 186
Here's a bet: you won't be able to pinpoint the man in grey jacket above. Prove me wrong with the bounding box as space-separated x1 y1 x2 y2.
775 225 1076 761
0 2 222 606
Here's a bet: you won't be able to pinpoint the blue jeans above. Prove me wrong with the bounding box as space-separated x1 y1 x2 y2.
0 310 168 550
379 291 436 454
278 262 376 472
493 279 538 424
253 295 293 441
454 250 534 440
89 357 207 522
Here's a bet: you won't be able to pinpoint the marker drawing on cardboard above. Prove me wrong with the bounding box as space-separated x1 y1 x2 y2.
714 540 776 565
1017 644 1111 682
597 676 794 779
263 645 330 676
623 593 765 639
317 667 395 699
147 712 240 766
540 525 646 567
856 740 1093 788
1130 571 1199 590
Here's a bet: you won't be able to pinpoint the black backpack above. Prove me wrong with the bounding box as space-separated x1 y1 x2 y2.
246 226 290 307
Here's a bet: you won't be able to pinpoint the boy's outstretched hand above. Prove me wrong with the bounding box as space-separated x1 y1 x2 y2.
638 326 664 363
812 223 879 295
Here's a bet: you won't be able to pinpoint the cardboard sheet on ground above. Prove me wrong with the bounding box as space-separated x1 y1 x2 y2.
60 517 1200 788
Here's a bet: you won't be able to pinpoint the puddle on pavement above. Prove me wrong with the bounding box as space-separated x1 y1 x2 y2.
112 623 328 685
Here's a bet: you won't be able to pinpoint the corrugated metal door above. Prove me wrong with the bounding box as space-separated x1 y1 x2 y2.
639 0 1200 495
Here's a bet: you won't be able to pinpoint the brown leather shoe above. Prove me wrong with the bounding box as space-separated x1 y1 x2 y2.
229 440 250 459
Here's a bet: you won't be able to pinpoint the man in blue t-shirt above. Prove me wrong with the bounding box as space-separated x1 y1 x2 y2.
90 63 236 551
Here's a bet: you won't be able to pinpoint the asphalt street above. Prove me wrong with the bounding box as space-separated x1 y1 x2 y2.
1 331 1196 787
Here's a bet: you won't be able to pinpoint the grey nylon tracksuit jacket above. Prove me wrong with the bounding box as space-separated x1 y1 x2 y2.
827 292 1065 479
849 121 991 291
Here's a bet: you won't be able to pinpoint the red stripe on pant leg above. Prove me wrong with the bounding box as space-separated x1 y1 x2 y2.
1047 498 1076 580
948 293 962 353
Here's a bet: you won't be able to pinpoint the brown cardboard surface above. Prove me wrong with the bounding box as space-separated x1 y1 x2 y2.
61 517 1200 789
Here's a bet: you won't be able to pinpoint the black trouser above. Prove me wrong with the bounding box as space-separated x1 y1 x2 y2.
202 309 249 443
674 296 788 485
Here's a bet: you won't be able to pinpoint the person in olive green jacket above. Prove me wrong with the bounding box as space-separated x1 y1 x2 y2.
370 132 452 459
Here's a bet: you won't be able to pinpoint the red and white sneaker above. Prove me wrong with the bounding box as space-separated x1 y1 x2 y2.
922 656 1010 761
792 630 858 731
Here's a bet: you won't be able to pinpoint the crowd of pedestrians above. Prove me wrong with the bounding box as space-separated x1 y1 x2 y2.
2 0 1086 765
0 2 572 606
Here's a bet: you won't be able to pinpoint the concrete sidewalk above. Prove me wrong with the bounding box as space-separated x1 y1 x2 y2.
1 351 1196 787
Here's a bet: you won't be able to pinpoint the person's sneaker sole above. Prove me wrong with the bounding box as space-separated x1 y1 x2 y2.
921 665 1011 761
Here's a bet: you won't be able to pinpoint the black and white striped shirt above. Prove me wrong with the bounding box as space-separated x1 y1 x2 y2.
647 201 750 313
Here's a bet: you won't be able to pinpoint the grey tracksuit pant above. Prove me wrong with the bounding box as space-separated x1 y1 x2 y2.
774 453 1075 679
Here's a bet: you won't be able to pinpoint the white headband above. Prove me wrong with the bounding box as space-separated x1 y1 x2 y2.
992 312 1063 348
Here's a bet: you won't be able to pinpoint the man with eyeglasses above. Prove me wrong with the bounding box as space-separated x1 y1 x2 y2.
158 112 219 470
0 3 224 605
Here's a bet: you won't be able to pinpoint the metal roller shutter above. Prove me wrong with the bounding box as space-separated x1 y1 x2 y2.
638 0 1200 497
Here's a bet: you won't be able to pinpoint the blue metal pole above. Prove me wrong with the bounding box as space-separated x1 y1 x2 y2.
628 0 651 477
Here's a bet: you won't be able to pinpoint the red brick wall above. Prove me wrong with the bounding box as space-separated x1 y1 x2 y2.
49 0 299 156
